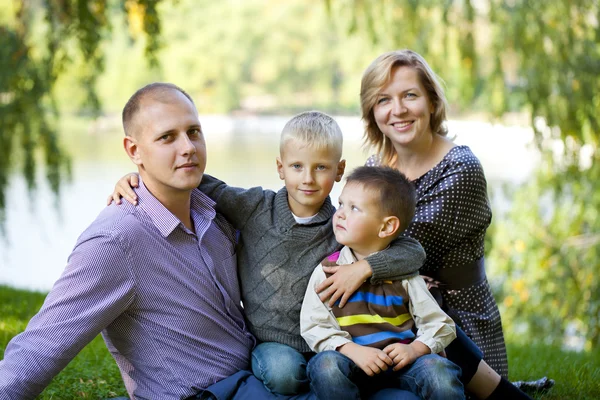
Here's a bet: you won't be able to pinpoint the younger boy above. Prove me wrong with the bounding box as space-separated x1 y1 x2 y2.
109 111 425 397
301 166 464 400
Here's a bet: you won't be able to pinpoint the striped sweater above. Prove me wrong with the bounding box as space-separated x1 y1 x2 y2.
323 251 416 349
301 246 456 355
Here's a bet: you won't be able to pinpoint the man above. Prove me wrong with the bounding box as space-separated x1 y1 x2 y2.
0 83 256 399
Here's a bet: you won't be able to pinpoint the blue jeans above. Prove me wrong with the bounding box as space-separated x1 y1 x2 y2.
307 350 464 400
251 342 418 399
251 342 310 395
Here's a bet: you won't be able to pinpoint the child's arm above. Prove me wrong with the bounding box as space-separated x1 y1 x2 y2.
318 236 426 307
300 266 393 376
106 172 267 230
198 174 266 229
384 276 456 371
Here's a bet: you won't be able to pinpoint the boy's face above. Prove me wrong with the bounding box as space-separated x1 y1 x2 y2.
333 182 388 258
276 138 345 217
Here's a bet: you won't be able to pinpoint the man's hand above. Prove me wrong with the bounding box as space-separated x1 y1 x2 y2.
106 173 140 206
383 341 430 371
317 259 371 308
338 342 393 376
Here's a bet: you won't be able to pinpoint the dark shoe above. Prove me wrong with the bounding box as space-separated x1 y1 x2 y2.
512 376 555 393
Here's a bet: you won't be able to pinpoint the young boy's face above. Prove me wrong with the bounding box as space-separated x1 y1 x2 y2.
333 181 388 258
277 138 345 217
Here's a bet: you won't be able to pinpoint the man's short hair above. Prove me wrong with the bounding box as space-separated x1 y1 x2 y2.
280 111 343 159
346 166 416 234
122 82 195 137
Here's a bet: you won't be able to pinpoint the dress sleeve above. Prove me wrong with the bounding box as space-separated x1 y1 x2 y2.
300 266 352 353
199 174 266 230
366 237 425 283
0 233 135 398
406 156 491 267
404 277 456 354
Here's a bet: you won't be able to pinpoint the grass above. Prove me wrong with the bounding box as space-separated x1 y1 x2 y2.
0 286 127 399
1 285 599 399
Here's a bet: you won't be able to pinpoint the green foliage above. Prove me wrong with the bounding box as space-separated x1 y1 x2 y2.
0 0 165 231
487 1 600 350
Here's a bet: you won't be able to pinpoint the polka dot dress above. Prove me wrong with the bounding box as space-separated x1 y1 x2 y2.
367 145 509 378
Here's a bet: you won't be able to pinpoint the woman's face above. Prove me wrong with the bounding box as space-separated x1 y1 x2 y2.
373 66 434 149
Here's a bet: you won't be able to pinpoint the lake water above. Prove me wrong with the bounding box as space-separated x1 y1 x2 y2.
0 116 537 291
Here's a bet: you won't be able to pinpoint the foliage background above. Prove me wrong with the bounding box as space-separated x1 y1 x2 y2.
1 0 598 360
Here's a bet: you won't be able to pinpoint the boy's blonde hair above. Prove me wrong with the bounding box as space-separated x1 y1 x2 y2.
280 111 343 159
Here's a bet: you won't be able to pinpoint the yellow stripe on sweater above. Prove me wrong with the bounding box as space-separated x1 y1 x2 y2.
336 313 412 327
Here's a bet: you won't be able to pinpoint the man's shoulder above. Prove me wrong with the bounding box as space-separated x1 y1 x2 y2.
75 202 145 245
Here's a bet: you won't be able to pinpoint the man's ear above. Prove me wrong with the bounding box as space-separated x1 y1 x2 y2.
124 136 143 166
335 159 346 182
379 216 400 239
276 156 286 180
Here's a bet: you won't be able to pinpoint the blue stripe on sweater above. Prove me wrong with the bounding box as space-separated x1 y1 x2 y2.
352 330 415 346
335 291 404 307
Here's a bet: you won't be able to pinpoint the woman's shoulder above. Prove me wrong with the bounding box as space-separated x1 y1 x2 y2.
365 154 383 167
439 145 484 172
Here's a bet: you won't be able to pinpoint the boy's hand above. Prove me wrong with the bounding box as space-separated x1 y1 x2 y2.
106 173 140 206
338 342 393 376
317 259 371 308
383 341 430 371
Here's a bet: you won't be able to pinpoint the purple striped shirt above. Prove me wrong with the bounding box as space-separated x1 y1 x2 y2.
0 180 255 399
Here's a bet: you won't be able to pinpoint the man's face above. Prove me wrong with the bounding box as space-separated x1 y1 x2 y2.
126 90 206 201
276 138 345 218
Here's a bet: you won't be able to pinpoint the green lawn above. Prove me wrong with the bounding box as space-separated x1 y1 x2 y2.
1 285 599 399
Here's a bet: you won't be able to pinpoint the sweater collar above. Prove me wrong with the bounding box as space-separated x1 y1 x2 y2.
274 187 335 226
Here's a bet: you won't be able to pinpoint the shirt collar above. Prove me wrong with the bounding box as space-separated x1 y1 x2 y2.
136 178 217 237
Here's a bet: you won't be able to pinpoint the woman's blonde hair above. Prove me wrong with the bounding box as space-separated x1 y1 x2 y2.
360 50 448 166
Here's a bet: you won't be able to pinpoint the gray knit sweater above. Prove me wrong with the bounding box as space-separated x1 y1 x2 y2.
200 175 425 352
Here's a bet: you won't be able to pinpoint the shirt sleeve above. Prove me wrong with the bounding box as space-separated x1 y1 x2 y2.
0 233 135 399
366 236 425 283
198 174 267 230
403 277 456 354
300 266 352 353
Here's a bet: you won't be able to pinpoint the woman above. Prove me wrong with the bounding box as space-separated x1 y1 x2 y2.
353 49 553 398
360 49 508 377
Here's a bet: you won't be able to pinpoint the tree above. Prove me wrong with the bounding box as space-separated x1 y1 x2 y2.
0 0 163 231
327 0 600 348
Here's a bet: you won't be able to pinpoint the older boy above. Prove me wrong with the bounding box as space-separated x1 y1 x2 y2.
110 111 425 397
301 166 464 400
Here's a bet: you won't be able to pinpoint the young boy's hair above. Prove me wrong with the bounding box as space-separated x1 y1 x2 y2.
280 111 343 158
346 166 416 234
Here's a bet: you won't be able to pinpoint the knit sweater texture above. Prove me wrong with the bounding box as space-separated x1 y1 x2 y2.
199 175 425 352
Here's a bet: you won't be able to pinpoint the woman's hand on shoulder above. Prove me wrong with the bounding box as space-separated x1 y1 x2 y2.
106 173 140 206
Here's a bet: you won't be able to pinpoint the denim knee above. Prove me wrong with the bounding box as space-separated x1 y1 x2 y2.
251 342 308 395
307 350 362 399
408 354 464 400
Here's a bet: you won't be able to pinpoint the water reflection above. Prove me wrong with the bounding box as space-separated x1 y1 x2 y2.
0 116 537 291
